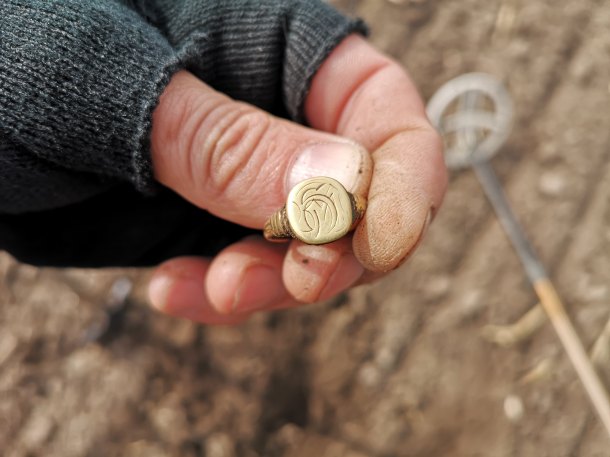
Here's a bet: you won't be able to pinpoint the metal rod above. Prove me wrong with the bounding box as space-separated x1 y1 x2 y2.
428 73 610 439
473 162 546 283
473 161 610 437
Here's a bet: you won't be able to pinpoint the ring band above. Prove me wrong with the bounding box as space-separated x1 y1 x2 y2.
263 176 366 245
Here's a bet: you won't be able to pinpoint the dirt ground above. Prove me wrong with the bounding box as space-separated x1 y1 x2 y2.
2 0 610 455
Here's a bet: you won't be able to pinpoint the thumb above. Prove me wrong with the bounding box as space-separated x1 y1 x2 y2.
150 71 371 228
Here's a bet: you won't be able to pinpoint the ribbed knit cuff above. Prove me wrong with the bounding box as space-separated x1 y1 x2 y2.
283 5 368 121
129 0 367 120
0 0 180 193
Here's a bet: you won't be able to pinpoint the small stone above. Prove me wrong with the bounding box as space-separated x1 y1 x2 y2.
205 433 236 457
358 362 381 388
107 276 133 310
150 398 190 445
21 414 54 448
538 170 567 197
503 394 525 423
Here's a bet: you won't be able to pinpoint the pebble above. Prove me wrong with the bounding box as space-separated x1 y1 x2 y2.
21 414 54 448
151 405 189 445
205 433 236 457
107 276 133 310
503 394 525 423
358 362 382 388
538 170 567 197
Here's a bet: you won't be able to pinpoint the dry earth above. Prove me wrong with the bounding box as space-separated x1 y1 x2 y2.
2 0 610 455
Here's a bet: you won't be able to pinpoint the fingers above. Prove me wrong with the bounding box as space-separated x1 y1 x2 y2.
149 33 449 322
150 71 372 229
282 237 363 303
355 131 442 271
148 257 250 325
149 238 296 324
305 35 448 272
204 236 293 314
149 236 368 322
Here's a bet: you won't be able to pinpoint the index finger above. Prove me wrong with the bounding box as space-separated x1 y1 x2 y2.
304 35 447 271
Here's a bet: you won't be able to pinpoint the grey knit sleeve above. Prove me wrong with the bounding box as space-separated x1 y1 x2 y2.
0 0 365 214
0 0 180 209
125 0 366 120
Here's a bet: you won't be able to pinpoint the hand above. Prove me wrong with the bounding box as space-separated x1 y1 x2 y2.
147 35 447 325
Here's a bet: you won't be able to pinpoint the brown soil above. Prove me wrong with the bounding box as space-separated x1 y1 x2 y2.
2 1 610 455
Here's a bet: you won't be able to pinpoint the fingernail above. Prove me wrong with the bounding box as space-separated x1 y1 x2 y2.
149 275 203 317
149 275 172 311
318 253 364 301
232 264 285 313
287 141 365 192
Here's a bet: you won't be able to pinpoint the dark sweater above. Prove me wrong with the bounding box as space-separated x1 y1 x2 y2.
0 0 365 266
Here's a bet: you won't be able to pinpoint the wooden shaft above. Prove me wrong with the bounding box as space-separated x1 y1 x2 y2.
534 278 610 436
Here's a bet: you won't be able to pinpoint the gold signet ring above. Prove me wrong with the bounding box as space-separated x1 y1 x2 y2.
263 176 367 245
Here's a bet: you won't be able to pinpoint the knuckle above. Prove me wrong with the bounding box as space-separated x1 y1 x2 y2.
196 104 273 199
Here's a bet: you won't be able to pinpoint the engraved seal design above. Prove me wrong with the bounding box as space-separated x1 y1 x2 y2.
286 177 352 245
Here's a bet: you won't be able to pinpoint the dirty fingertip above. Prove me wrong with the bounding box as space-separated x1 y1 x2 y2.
353 205 433 272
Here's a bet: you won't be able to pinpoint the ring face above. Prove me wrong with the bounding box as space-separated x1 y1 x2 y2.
286 177 353 245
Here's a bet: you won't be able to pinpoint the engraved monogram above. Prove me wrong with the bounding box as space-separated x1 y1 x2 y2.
286 177 352 244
